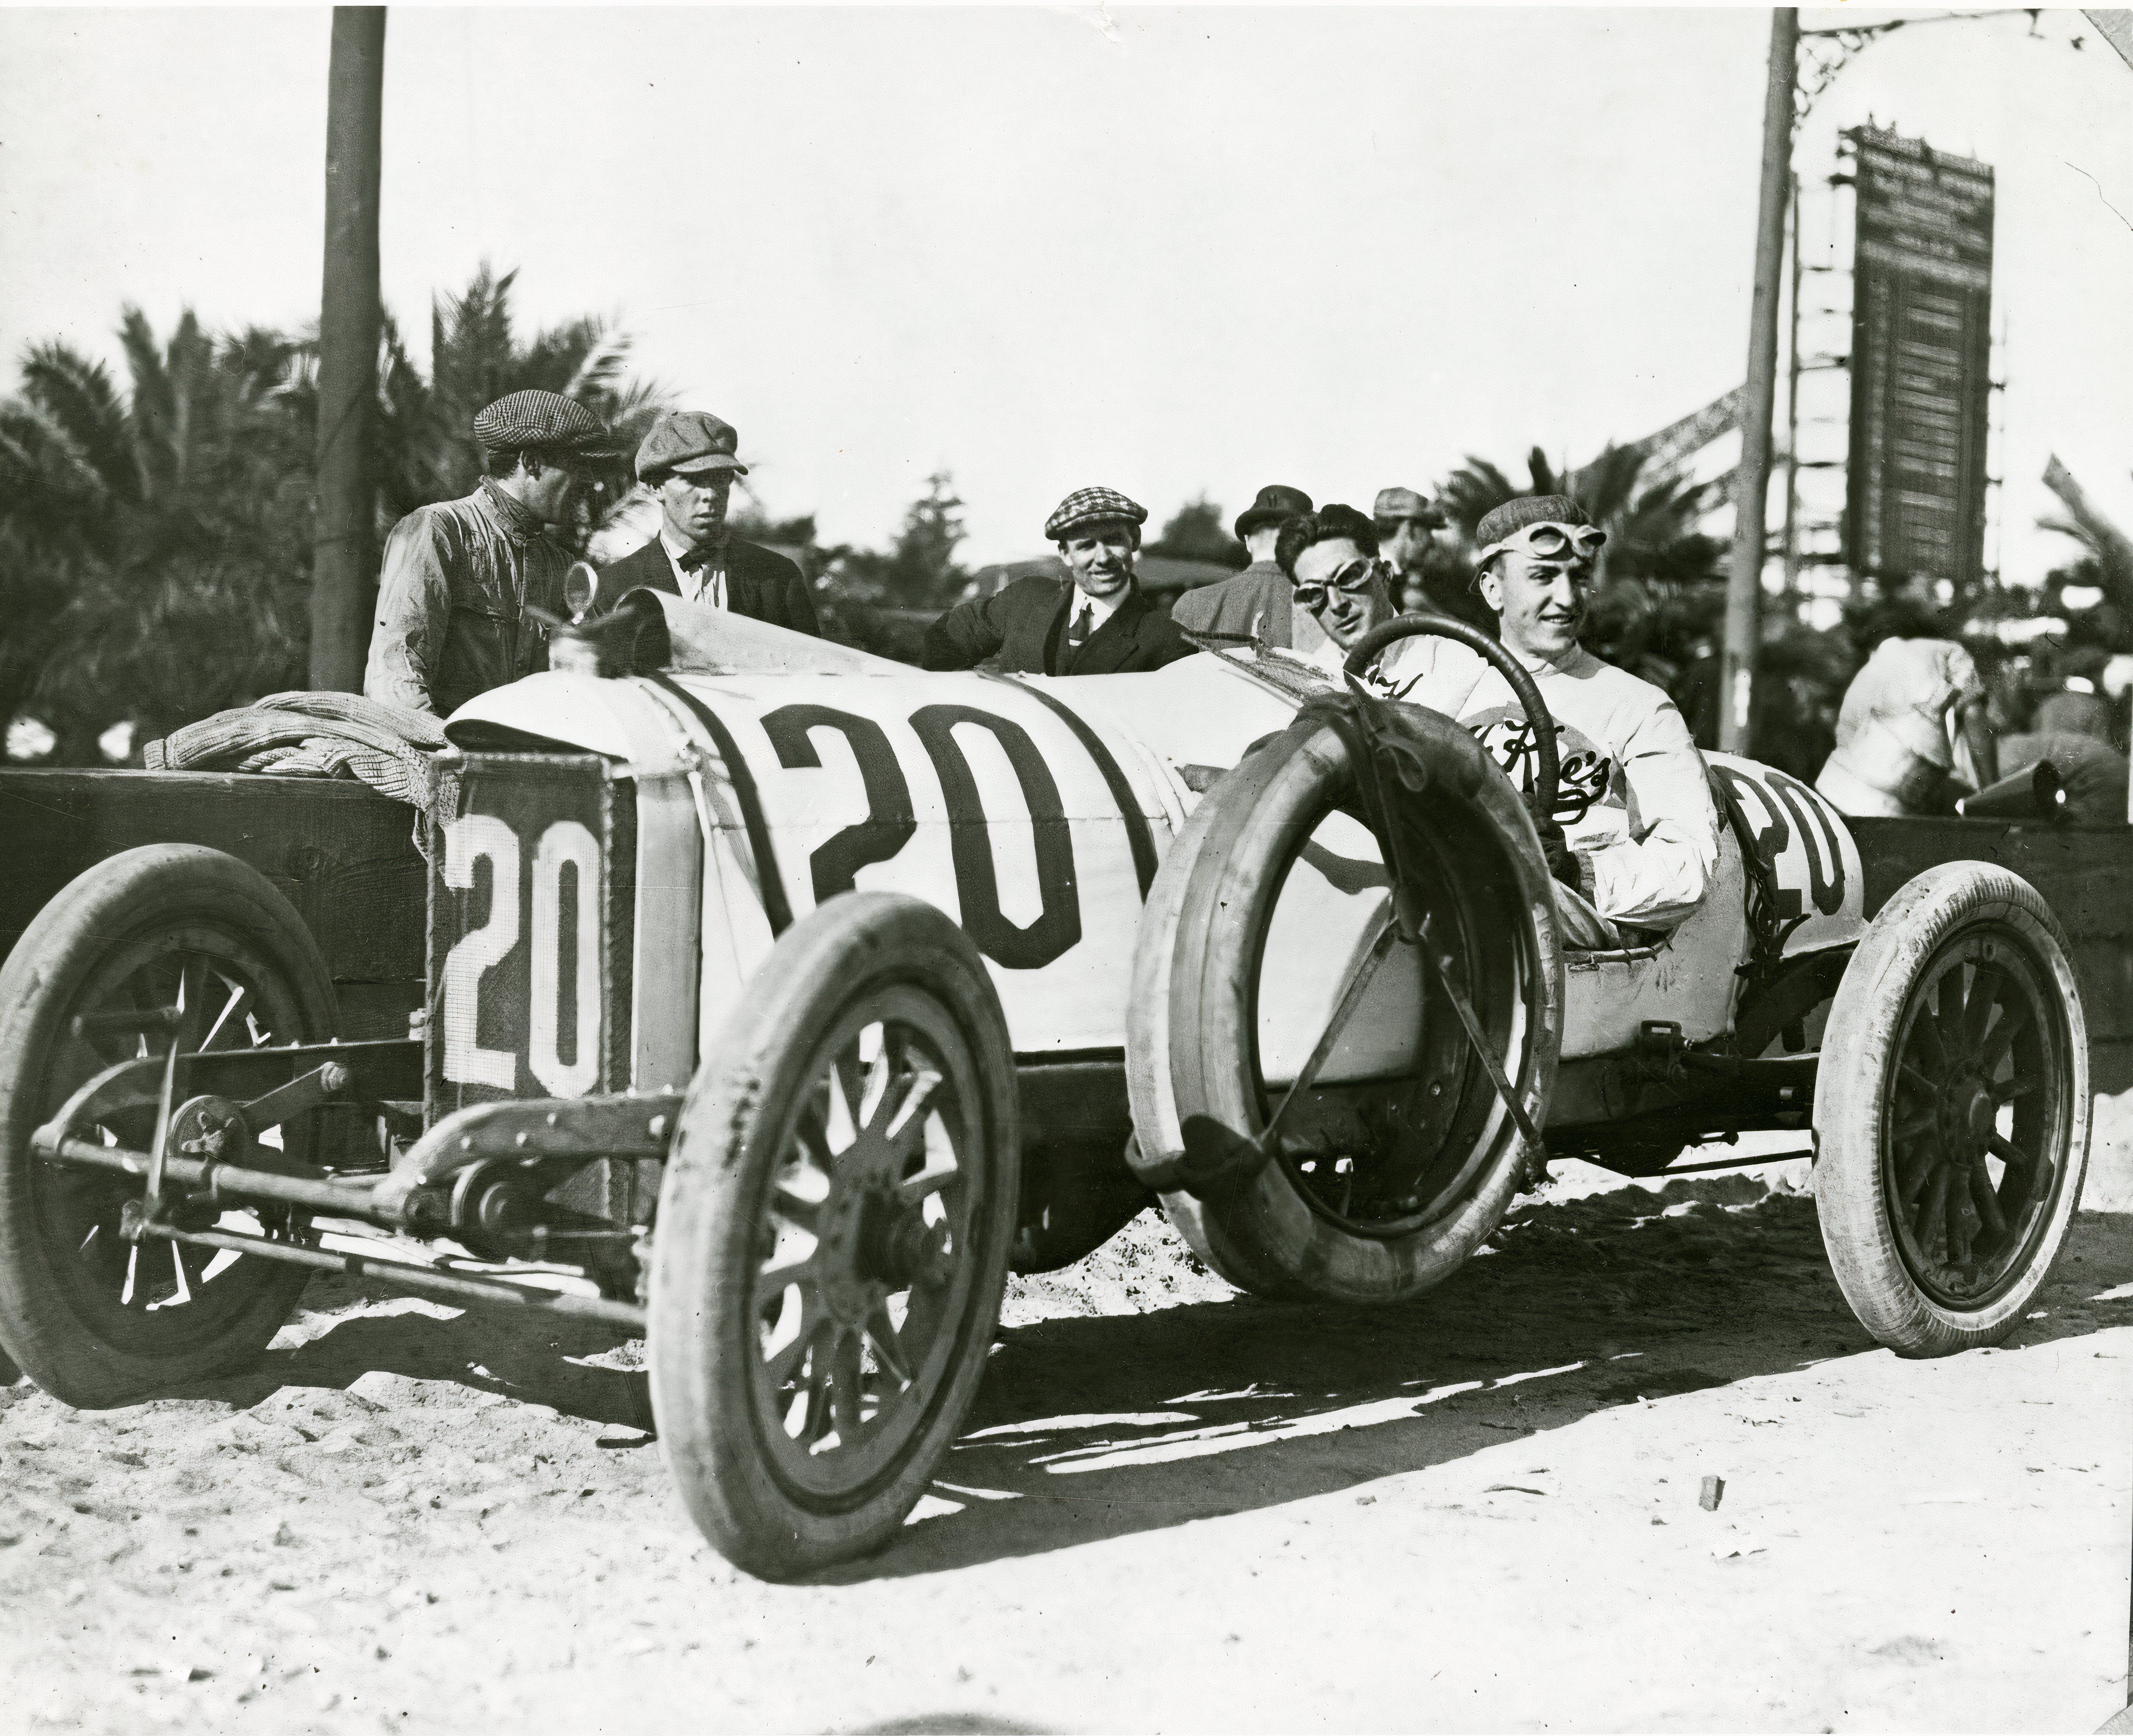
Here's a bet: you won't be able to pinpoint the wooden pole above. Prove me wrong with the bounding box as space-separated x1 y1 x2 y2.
1781 172 1803 606
1720 8 1798 755
310 8 387 693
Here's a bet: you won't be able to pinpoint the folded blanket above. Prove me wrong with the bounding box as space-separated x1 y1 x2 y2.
143 691 460 830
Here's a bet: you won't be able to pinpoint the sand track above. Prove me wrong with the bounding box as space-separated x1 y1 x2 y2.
5 1174 2130 1734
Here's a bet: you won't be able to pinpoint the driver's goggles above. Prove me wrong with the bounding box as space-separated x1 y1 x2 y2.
1292 558 1384 611
1477 522 1607 566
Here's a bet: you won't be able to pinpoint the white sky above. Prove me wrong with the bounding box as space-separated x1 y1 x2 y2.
3 5 2129 576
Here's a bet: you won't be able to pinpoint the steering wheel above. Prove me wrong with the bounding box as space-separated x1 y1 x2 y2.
1341 615 1561 827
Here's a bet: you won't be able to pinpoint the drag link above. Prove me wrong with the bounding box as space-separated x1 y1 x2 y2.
128 1218 647 1330
42 1134 408 1231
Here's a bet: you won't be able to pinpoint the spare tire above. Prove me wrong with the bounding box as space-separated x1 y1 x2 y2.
1127 709 1563 1303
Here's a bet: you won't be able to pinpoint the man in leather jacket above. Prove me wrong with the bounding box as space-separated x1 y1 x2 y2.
364 390 624 717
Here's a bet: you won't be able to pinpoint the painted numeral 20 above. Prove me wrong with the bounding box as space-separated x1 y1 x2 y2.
442 816 601 1094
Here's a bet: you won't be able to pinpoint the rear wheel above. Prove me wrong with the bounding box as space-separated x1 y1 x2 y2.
0 846 334 1406
1815 863 2087 1356
649 892 1018 1579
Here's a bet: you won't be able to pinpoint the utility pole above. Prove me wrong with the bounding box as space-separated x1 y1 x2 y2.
1780 171 1803 607
1720 8 1798 755
310 7 387 693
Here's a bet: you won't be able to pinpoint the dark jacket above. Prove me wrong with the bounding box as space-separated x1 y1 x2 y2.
592 534 821 637
922 576 1195 676
1169 559 1294 647
364 481 566 718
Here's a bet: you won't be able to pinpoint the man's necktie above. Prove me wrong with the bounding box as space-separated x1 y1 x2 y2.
676 547 709 574
1063 604 1093 672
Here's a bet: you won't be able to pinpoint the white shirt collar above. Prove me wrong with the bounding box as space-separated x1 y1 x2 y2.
1068 584 1125 629
658 523 726 609
1510 642 1592 677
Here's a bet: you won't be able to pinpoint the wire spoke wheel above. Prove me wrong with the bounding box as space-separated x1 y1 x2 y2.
650 892 1017 1581
1816 862 2087 1356
0 847 336 1406
32 930 319 1349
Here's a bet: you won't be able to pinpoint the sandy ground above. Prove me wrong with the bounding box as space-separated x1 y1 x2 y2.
4 1133 2131 1736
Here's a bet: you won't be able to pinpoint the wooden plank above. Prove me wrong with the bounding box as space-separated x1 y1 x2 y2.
0 769 427 996
1851 817 2133 1091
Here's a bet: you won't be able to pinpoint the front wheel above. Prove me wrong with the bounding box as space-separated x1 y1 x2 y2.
1814 862 2088 1356
648 892 1019 1580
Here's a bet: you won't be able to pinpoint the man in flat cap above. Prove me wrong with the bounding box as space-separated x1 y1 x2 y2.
366 389 624 717
1170 483 1321 651
923 487 1193 675
1374 486 1486 629
1369 495 1718 948
590 411 820 636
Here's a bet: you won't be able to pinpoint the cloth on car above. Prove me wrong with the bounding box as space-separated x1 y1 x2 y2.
1997 729 2131 826
144 690 461 830
1815 637 1985 816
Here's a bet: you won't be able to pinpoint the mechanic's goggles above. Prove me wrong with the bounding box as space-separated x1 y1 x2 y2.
1292 558 1385 611
1477 522 1608 567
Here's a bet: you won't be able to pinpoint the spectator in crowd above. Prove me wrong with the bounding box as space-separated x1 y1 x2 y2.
1171 484 1319 650
591 411 820 636
366 390 624 717
1367 496 1718 948
1816 600 1998 816
1371 486 1472 625
923 487 1193 675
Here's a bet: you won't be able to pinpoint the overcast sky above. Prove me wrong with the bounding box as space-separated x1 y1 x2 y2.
3 4 2129 577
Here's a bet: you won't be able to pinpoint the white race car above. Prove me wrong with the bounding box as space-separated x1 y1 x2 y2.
0 595 2088 1579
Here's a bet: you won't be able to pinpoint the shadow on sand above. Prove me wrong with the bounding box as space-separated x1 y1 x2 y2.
172 1182 2133 1583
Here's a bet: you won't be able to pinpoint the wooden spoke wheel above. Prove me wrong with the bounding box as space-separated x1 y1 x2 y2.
649 893 1017 1580
0 846 335 1406
1815 863 2087 1356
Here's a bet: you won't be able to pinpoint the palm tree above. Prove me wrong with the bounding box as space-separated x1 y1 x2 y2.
0 267 671 764
377 264 669 535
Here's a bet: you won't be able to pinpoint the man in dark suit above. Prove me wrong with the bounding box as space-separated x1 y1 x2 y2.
922 486 1195 675
592 410 820 636
1170 483 1314 648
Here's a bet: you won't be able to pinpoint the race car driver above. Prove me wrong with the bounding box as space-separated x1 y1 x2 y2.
1366 495 1719 949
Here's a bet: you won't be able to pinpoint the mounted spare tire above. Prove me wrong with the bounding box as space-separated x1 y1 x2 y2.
1127 707 1564 1303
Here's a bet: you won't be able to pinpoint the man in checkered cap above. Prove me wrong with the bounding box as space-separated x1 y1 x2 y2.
922 486 1194 675
365 389 623 716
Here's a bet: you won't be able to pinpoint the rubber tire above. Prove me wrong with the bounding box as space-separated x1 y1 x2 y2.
0 845 335 1405
1814 861 2089 1356
648 892 1019 1580
1128 714 1563 1304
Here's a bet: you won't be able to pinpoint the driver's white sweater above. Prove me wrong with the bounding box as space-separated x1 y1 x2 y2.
1371 635 1720 933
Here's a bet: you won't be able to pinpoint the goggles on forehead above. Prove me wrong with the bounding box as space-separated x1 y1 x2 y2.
1292 557 1385 610
1477 521 1608 567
